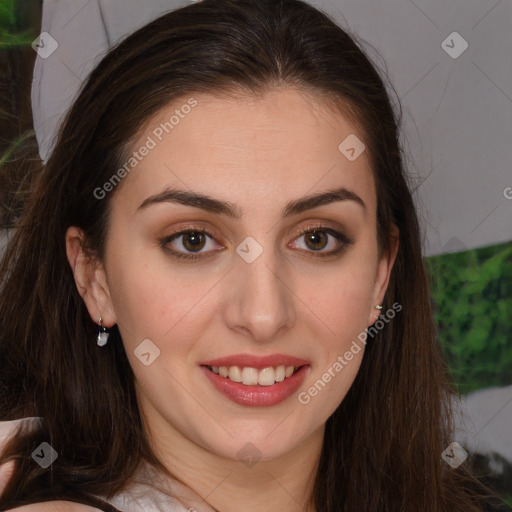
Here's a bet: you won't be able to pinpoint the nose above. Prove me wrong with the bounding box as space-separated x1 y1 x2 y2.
223 243 296 344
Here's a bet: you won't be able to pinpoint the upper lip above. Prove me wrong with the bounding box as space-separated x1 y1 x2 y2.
201 353 309 369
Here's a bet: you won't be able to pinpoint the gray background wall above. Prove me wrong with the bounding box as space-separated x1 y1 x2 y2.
31 0 512 257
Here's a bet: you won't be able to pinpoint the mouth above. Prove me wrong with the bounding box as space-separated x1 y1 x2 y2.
204 364 303 386
200 359 310 407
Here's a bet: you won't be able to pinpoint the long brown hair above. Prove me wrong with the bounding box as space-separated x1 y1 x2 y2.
0 0 502 510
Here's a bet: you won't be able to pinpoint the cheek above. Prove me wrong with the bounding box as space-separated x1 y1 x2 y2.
294 249 377 341
107 251 220 355
295 265 371 420
307 274 371 332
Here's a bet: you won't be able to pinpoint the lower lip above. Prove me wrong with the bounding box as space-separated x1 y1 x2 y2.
200 365 309 407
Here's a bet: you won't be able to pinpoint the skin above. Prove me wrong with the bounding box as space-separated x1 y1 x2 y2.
66 87 399 512
9 503 101 511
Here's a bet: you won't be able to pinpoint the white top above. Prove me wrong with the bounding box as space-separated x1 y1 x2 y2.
0 417 216 512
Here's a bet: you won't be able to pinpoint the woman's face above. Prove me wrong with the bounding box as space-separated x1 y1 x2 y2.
70 87 397 462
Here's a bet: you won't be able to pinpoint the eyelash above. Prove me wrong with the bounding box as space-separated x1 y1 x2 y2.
159 224 354 261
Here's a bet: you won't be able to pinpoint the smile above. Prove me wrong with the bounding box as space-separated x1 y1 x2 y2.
207 364 300 386
200 355 310 407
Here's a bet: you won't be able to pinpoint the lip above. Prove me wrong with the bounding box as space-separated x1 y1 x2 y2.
200 364 310 407
200 353 309 369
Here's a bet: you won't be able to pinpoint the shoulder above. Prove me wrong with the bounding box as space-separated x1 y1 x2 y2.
0 417 44 497
5 501 104 511
0 417 43 452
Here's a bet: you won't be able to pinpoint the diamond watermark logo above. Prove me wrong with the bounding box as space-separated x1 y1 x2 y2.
237 442 263 468
134 339 161 366
442 441 468 468
338 134 366 161
31 32 59 59
441 32 468 59
31 442 58 469
236 237 263 263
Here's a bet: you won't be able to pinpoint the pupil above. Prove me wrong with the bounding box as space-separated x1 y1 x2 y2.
184 232 205 251
306 231 327 250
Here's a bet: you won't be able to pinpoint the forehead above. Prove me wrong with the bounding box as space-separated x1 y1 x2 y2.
113 87 376 217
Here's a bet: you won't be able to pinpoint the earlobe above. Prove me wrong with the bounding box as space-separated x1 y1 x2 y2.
65 226 117 327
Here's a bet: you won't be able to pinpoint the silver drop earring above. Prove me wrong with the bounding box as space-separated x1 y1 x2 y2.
375 305 383 310
96 317 110 347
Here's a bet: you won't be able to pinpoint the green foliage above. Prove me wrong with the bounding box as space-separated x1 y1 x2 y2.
0 0 36 47
427 241 512 395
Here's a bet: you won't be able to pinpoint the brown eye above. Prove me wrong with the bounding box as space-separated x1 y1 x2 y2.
304 230 328 251
182 231 207 252
160 228 221 259
290 226 353 257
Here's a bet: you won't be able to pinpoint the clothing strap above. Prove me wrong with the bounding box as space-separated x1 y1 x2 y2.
70 491 123 512
24 490 124 512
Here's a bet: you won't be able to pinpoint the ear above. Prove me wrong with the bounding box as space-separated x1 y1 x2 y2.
367 224 399 326
65 226 117 327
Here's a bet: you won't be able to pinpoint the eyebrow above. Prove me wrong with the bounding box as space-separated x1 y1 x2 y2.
137 186 366 218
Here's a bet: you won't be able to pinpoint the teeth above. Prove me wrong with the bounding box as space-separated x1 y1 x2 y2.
210 364 298 386
258 367 275 386
228 366 242 382
241 367 259 385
